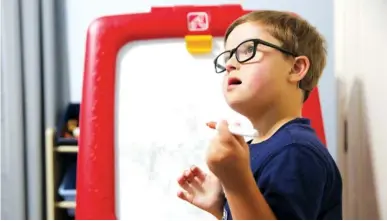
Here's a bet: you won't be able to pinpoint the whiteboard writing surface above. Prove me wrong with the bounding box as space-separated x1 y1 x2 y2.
115 38 252 220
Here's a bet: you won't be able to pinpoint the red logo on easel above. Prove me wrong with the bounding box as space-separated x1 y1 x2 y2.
187 12 209 31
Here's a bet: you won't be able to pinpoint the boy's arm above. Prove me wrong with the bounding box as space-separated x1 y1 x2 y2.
223 169 276 219
223 144 327 220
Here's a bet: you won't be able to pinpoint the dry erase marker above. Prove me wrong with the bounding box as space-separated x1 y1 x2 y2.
206 121 258 138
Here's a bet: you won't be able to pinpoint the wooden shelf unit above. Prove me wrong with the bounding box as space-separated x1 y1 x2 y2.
45 128 78 220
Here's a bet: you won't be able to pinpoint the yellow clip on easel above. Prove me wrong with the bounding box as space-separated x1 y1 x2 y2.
185 35 213 54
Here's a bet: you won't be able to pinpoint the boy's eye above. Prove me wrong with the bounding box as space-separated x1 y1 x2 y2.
240 44 254 54
237 42 255 55
246 45 255 53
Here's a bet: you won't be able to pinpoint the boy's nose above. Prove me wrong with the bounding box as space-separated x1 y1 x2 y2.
226 64 236 73
225 57 240 73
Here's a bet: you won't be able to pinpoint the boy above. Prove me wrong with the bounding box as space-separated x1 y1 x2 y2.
177 10 342 220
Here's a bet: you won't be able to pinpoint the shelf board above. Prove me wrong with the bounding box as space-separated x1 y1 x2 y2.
56 145 78 153
56 201 76 209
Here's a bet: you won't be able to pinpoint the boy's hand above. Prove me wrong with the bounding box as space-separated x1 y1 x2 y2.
177 165 224 219
206 120 252 190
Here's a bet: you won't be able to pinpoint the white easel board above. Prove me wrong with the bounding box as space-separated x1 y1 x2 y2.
75 5 325 220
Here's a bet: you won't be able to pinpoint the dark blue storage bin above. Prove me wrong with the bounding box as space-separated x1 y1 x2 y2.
58 162 77 217
56 103 80 146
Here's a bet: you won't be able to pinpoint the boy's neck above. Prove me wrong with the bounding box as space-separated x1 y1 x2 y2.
249 100 302 144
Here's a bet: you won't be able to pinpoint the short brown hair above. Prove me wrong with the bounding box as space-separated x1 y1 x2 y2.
225 10 327 96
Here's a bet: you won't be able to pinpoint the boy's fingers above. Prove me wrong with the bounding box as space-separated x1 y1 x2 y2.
178 167 208 193
234 134 247 147
207 120 237 137
184 169 194 182
190 165 206 181
206 121 241 129
207 120 234 144
217 120 240 145
178 170 193 189
177 190 193 203
177 178 193 193
177 175 186 186
207 121 249 147
216 120 230 134
189 177 205 192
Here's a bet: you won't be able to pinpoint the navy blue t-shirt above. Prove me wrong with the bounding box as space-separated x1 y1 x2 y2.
222 118 342 220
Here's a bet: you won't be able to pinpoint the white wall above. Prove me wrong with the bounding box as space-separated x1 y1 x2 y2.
335 0 387 219
64 0 336 159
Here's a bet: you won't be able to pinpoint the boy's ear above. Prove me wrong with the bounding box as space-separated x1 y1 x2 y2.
288 55 310 83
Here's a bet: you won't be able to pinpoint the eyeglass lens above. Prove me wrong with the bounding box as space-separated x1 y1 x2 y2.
215 40 257 73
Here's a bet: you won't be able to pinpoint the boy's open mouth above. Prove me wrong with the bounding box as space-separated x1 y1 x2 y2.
228 77 242 86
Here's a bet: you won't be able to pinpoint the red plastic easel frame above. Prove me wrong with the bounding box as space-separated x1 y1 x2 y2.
76 5 325 219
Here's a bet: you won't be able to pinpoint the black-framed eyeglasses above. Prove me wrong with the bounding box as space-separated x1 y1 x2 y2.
213 38 297 73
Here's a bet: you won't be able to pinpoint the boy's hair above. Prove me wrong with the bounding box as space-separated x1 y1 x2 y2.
225 10 327 100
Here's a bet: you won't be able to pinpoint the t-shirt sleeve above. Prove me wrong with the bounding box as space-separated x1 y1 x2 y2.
256 144 327 220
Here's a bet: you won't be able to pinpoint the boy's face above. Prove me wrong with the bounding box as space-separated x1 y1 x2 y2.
222 22 293 115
